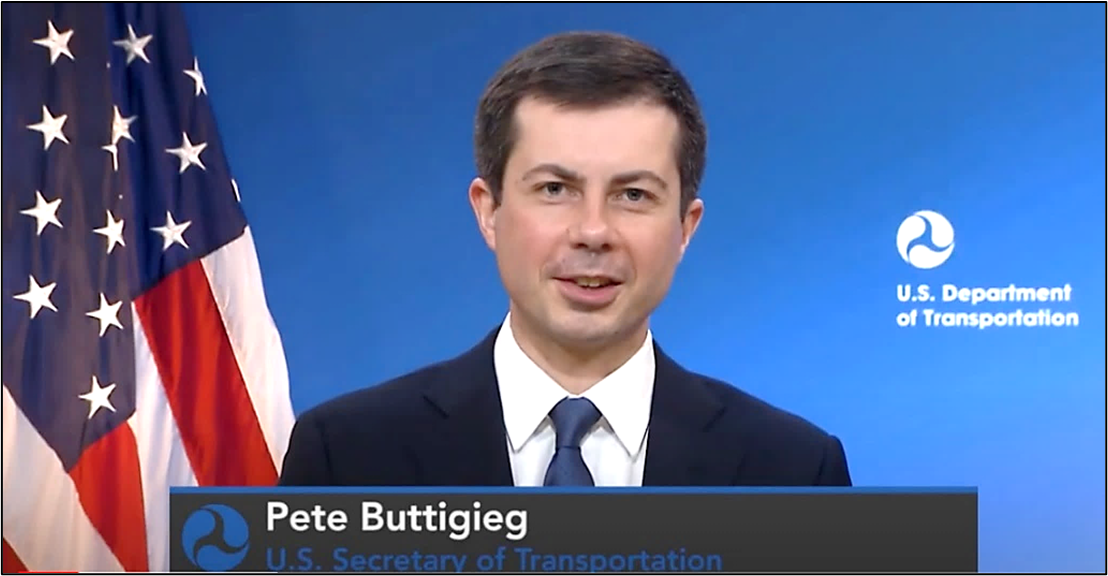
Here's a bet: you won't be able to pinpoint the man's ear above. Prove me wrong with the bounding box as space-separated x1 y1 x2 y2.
468 177 498 251
679 197 704 257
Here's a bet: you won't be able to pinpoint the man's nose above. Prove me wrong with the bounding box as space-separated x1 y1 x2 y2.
567 195 616 252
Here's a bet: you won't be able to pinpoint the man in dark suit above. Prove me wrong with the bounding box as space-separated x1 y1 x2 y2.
279 31 851 488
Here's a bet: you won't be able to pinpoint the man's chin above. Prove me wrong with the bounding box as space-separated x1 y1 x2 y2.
545 312 637 349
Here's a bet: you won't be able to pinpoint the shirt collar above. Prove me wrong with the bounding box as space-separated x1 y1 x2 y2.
494 313 656 458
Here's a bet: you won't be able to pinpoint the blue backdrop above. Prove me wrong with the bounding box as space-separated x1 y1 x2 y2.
181 3 1105 573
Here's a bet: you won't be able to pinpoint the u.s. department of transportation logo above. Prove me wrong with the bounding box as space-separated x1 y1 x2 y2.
896 210 955 269
181 503 250 571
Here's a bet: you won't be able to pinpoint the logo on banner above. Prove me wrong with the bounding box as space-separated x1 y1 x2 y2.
893 210 1078 329
897 210 954 269
181 503 250 571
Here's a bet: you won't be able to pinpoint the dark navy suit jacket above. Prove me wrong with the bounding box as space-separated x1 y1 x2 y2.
278 328 852 487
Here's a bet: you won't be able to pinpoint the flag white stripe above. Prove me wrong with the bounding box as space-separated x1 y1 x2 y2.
200 227 296 471
131 304 200 572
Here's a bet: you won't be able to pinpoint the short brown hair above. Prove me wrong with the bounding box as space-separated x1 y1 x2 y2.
473 31 707 215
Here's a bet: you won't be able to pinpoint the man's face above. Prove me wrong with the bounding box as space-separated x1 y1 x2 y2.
470 97 703 351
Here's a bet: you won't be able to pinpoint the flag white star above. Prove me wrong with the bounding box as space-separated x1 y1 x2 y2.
102 106 137 171
20 190 63 235
13 275 58 319
184 57 207 96
113 24 152 65
152 211 191 250
86 293 124 337
32 20 74 65
93 210 126 254
166 133 207 174
78 376 117 419
27 105 69 150
109 105 136 145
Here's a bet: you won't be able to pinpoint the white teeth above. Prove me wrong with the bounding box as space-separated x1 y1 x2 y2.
574 277 606 288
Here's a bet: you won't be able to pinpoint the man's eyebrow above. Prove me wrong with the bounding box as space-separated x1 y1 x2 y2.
522 164 668 191
521 163 584 183
611 169 668 191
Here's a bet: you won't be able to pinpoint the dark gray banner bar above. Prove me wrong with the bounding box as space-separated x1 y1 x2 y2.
169 487 977 573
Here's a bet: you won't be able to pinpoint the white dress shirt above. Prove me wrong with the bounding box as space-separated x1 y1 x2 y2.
494 313 656 487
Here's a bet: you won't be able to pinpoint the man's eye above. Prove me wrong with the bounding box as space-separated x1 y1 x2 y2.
543 182 565 195
623 188 647 201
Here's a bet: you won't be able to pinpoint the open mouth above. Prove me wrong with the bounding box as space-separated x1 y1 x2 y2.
559 276 620 289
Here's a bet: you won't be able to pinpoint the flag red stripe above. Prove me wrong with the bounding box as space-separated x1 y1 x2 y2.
2 538 27 573
134 261 278 486
67 423 149 572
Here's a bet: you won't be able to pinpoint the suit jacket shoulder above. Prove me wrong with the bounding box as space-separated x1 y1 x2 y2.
278 329 512 486
677 367 852 486
277 351 462 486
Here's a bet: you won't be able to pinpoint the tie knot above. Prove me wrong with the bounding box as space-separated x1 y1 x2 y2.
548 397 601 449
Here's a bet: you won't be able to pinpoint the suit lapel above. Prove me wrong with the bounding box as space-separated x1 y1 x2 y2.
419 328 514 486
642 345 743 486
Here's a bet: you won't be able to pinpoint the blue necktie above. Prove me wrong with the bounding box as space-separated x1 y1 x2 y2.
543 397 602 486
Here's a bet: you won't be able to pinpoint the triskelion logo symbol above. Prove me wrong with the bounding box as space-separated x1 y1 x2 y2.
181 503 250 571
897 210 954 269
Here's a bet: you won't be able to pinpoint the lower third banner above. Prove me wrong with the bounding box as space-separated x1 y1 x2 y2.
168 487 977 573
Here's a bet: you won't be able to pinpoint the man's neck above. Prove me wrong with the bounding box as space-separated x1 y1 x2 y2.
508 310 648 396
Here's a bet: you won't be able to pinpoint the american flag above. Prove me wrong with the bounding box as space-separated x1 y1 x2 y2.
2 3 295 571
